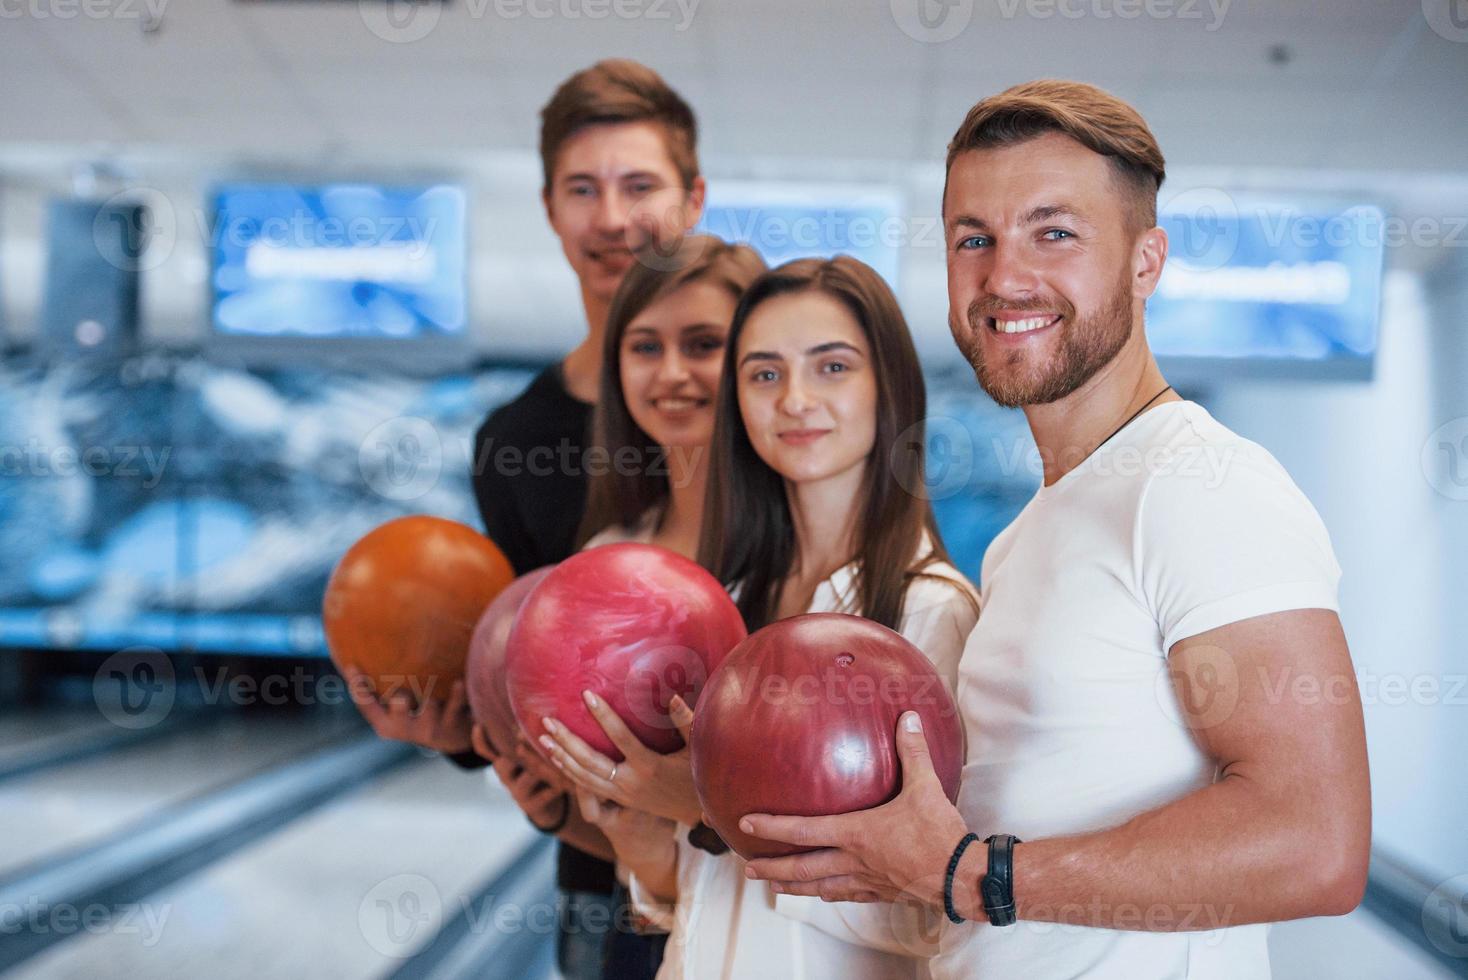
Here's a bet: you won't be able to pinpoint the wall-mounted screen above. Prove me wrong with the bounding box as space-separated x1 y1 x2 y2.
697 182 904 289
1150 196 1384 378
211 183 467 340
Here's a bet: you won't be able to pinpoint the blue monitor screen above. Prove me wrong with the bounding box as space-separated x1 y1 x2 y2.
211 184 467 340
1149 197 1384 369
697 183 903 289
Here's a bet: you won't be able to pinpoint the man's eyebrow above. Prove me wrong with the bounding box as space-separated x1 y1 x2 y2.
949 204 1089 230
1023 203 1087 225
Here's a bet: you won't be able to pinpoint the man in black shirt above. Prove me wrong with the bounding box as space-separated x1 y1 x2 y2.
358 60 706 980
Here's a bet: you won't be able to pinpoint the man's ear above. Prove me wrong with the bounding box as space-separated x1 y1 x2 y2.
682 175 707 231
541 185 556 227
1133 224 1168 300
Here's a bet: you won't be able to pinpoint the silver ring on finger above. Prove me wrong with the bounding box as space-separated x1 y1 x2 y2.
608 763 618 784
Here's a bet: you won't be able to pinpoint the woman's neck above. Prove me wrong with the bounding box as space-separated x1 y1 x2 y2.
651 443 708 561
786 461 866 584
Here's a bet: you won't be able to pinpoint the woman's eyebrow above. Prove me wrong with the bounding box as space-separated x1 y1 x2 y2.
807 341 863 356
739 350 782 367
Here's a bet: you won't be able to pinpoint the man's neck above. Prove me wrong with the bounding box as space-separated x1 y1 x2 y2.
1022 342 1177 487
560 288 610 405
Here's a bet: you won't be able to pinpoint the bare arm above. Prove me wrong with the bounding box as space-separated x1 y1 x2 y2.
974 608 1372 927
744 609 1372 930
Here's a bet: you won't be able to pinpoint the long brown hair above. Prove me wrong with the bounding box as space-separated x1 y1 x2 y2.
697 255 957 632
576 237 767 548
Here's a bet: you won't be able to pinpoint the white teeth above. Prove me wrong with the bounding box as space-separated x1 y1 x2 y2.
996 316 1052 334
657 398 699 411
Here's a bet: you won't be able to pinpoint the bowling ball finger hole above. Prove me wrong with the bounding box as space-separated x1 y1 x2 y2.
835 653 855 668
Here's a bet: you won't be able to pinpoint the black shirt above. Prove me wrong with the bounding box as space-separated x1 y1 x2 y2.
469 363 615 896
472 363 593 575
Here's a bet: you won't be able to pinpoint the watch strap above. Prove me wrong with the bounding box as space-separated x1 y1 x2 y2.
980 833 1021 926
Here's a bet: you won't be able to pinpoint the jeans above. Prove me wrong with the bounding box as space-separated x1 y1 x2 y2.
555 886 668 980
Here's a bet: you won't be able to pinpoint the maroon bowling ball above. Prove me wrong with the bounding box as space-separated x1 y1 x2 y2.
506 543 747 763
691 612 964 860
465 566 555 759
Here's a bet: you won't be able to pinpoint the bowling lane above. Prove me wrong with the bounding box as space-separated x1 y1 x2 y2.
0 707 117 757
0 709 361 877
11 757 547 980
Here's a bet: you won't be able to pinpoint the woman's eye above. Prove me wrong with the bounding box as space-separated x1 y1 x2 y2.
687 337 725 357
821 361 850 375
749 369 777 384
629 342 660 356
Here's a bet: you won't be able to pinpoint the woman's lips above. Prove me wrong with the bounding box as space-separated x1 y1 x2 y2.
651 397 709 417
777 428 831 445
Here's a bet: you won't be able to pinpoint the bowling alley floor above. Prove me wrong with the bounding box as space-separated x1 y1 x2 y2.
0 707 1455 980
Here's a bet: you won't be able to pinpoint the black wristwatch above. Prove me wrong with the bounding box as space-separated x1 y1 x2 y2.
980 833 1021 926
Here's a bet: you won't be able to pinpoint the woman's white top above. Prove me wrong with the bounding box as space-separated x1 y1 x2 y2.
630 544 980 980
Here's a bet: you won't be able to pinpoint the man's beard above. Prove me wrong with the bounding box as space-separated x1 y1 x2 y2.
955 278 1134 408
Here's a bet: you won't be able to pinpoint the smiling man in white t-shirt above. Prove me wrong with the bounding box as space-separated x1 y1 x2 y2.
741 79 1371 979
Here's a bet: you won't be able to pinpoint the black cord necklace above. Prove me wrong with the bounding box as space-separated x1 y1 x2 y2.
1092 384 1175 456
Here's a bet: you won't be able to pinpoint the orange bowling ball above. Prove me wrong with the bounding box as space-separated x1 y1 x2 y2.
323 515 514 702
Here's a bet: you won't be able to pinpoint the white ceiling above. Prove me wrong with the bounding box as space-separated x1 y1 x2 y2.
0 0 1465 172
1 0 1465 359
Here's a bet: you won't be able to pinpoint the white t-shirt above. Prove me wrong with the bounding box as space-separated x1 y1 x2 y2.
632 547 980 980
932 400 1341 980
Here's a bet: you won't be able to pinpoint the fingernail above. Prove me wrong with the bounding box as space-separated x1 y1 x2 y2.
739 818 753 834
538 735 554 752
903 712 922 733
770 883 783 893
744 866 757 879
583 690 600 707
543 717 559 733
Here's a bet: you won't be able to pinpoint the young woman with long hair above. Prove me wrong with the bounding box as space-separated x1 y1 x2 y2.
552 255 980 978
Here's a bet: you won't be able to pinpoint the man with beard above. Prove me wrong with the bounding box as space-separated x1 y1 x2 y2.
740 80 1370 980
